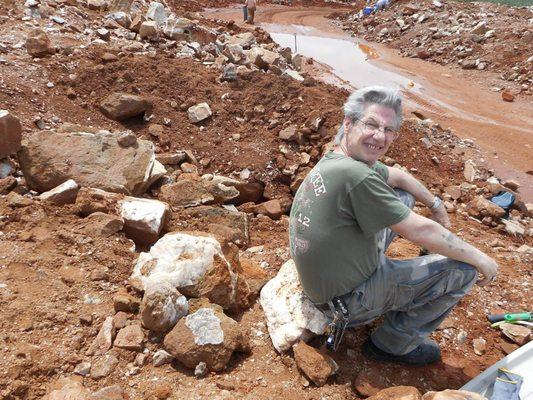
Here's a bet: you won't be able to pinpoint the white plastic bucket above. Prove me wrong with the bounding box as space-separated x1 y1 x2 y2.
461 340 533 399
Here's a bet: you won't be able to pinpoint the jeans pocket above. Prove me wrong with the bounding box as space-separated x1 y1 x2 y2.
398 269 463 311
393 284 415 310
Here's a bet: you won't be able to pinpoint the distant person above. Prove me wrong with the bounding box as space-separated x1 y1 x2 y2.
289 86 498 365
373 0 391 11
244 0 257 24
366 0 390 12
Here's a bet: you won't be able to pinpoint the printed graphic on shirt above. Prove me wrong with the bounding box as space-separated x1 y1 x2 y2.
289 167 328 257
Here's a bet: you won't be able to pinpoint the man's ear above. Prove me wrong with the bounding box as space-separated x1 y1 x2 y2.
343 117 353 133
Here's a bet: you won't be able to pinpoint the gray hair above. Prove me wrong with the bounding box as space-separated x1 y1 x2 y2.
334 86 403 145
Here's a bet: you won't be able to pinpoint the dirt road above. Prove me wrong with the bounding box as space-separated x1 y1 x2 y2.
205 5 533 202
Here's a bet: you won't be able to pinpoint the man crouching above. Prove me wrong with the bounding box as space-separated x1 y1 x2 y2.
289 86 498 365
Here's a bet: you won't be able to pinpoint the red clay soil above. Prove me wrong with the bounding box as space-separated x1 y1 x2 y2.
0 1 531 399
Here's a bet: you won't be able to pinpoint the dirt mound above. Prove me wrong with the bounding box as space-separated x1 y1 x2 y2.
338 0 532 97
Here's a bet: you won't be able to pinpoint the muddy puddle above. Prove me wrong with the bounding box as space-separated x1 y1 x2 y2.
268 27 420 93
203 6 533 201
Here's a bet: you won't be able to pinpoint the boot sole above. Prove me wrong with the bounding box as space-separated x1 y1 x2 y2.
362 340 440 366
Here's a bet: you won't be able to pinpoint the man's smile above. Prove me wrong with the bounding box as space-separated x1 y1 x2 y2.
364 143 384 151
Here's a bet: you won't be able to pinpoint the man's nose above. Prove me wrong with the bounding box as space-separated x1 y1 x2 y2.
371 128 387 141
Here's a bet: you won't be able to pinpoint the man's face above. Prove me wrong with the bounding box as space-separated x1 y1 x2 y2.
341 104 398 165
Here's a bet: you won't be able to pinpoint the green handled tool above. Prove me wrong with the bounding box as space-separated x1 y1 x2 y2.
488 312 532 324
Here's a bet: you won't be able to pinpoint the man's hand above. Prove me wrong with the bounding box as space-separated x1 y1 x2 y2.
430 204 451 228
474 255 499 286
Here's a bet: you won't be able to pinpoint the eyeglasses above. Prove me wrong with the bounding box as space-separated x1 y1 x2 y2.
358 119 398 139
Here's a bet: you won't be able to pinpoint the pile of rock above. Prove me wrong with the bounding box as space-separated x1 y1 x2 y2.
340 0 532 95
71 230 268 379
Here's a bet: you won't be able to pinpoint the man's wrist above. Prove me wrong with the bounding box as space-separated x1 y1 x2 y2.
428 196 442 211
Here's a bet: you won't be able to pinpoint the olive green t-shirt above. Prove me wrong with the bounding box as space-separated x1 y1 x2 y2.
289 152 410 304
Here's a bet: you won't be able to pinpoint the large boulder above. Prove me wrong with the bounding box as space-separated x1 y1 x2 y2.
0 110 22 159
99 93 153 121
259 260 328 352
130 233 239 309
18 130 160 195
163 306 249 371
26 28 55 57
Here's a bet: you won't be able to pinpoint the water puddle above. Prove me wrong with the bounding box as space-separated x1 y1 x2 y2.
267 26 421 95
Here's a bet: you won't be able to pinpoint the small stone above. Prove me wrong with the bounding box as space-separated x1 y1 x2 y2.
353 368 389 397
501 90 515 102
457 330 468 344
293 341 338 387
444 185 462 200
0 110 22 159
74 361 91 376
6 192 33 208
194 361 207 377
96 28 110 40
102 53 118 62
148 124 164 137
420 137 432 149
91 354 119 379
463 160 476 182
39 179 79 205
473 337 486 355
113 292 140 313
254 199 283 220
502 179 520 191
87 316 114 356
139 21 158 40
153 349 174 367
188 103 212 123
278 125 298 141
114 324 144 351
367 386 422 400
500 341 519 355
26 28 54 57
117 131 137 147
500 322 531 346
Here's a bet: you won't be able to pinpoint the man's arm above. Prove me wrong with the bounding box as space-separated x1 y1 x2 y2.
391 211 498 286
387 166 450 228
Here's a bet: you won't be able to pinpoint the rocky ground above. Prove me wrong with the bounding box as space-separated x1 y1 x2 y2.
0 0 531 399
337 0 533 99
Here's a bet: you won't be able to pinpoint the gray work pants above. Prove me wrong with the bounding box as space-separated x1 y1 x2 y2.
341 190 478 355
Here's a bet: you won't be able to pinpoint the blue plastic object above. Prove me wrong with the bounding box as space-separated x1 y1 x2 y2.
363 6 373 15
490 191 515 217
